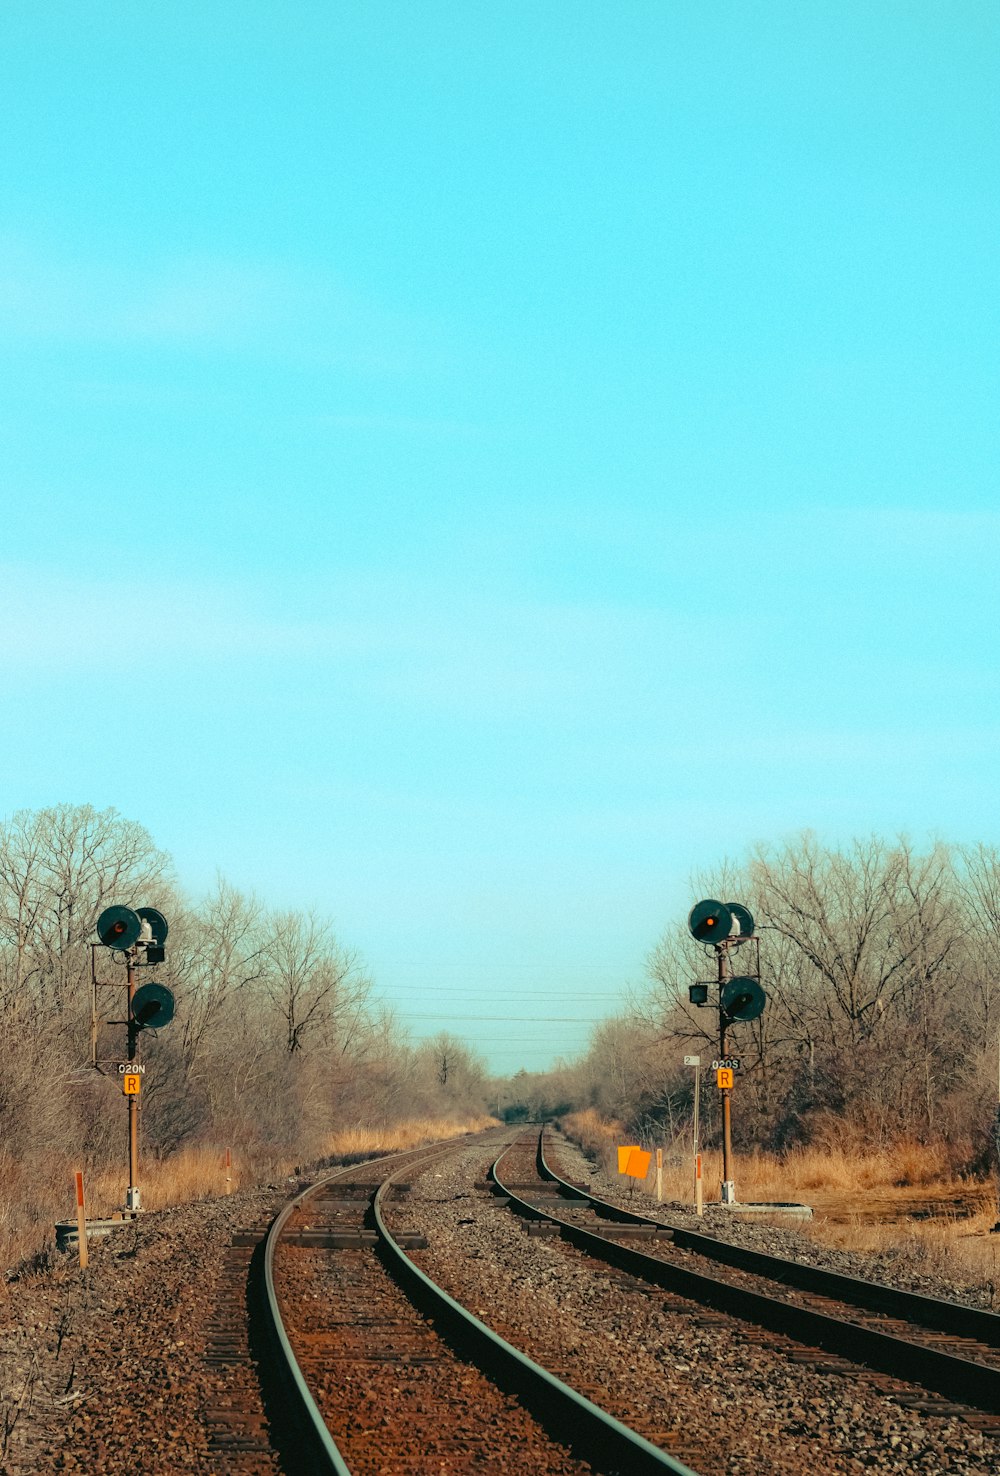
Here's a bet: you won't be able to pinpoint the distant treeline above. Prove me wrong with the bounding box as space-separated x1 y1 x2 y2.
6 811 995 1264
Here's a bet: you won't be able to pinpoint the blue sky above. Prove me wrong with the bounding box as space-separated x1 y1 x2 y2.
2 5 998 1072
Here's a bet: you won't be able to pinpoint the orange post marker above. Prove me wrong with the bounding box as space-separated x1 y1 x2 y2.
75 1171 88 1270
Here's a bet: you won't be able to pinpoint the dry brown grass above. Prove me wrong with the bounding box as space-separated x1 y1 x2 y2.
800 1201 1000 1305
558 1109 1000 1293
317 1114 497 1160
559 1108 629 1175
560 1111 975 1203
1 1114 498 1279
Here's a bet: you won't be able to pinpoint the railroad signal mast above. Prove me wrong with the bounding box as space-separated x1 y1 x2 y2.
93 906 175 1213
687 899 766 1205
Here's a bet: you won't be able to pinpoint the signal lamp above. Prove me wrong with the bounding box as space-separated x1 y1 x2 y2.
688 899 733 945
131 981 176 1030
96 905 143 951
688 983 710 1006
720 976 766 1023
725 902 756 939
136 907 169 946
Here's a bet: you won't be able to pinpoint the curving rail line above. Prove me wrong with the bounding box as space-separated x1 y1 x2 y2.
260 1140 456 1474
488 1126 1000 1420
259 1133 700 1475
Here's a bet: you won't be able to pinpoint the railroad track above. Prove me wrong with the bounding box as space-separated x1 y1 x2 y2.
257 1131 696 1475
488 1127 1000 1429
200 1127 1000 1474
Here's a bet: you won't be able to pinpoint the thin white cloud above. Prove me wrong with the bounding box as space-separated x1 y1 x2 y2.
0 240 286 344
0 568 346 666
315 412 483 438
837 505 1000 547
0 236 446 372
0 564 731 724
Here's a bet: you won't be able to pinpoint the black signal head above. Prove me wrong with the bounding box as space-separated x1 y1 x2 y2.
725 902 756 940
721 976 766 1023
136 906 169 946
688 899 733 946
96 905 142 951
131 981 175 1030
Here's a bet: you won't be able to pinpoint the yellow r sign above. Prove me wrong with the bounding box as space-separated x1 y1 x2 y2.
122 1074 141 1095
716 1067 734 1089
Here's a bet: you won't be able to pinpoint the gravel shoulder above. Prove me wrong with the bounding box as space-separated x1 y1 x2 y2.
386 1135 1000 1476
0 1186 283 1475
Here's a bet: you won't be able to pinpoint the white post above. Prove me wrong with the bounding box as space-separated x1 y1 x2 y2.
684 1054 703 1214
655 1147 663 1202
694 1061 702 1213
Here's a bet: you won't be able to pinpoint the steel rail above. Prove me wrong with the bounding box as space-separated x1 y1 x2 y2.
373 1155 699 1476
487 1130 1000 1417
536 1128 1000 1347
260 1141 470 1476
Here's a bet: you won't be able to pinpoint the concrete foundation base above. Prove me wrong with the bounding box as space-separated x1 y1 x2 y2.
55 1213 140 1252
722 1201 813 1219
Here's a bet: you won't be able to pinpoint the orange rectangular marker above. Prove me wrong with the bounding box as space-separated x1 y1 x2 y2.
625 1148 652 1179
122 1073 142 1095
617 1145 639 1173
716 1067 734 1089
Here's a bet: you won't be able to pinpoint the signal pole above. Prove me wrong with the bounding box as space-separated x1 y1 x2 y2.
687 899 766 1209
125 952 140 1212
94 906 174 1216
718 943 735 1203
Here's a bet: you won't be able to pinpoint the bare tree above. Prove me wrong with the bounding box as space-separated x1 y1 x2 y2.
171 878 269 1082
262 910 369 1055
0 804 171 1016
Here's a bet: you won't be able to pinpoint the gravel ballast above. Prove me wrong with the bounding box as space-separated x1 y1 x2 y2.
386 1137 1000 1475
0 1186 283 1475
3 1132 999 1475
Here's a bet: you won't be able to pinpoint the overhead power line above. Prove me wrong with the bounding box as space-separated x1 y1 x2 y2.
402 1013 602 1022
